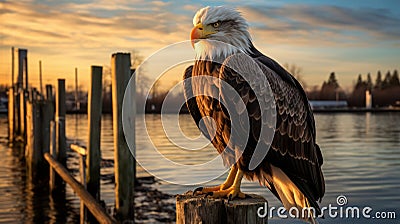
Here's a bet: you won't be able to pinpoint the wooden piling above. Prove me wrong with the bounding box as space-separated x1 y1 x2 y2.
24 51 28 90
111 53 135 221
46 84 53 101
44 152 117 224
86 65 103 223
15 49 27 137
49 121 56 191
56 79 66 165
39 60 43 97
80 152 87 224
11 47 14 87
25 100 42 172
129 68 137 184
19 90 26 141
176 193 268 224
75 68 80 111
15 91 21 136
42 100 53 154
70 144 88 224
17 49 25 90
8 87 14 142
9 47 15 142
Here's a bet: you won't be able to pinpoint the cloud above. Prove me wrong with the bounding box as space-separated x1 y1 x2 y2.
0 0 194 88
183 4 200 12
1 1 192 52
5 1 398 62
240 4 400 46
1 0 399 89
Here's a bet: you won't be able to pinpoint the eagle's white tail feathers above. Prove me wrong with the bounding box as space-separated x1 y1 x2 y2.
260 165 318 224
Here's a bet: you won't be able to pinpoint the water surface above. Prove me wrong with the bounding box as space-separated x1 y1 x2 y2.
0 113 399 223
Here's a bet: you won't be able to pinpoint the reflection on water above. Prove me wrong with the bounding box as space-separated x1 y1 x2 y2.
0 113 399 223
143 114 217 166
0 117 79 223
137 114 229 185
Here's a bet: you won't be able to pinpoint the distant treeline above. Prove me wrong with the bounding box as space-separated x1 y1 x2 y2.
307 70 400 107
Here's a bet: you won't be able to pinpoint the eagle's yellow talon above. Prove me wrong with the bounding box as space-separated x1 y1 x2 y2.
207 187 245 200
193 185 222 195
195 168 246 200
193 167 246 201
193 166 239 195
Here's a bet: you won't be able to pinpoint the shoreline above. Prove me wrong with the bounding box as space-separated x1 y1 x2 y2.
312 107 400 113
133 176 176 223
1 107 400 115
70 156 176 223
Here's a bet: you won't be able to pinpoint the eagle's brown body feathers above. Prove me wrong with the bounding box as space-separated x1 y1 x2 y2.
185 6 325 222
184 46 324 217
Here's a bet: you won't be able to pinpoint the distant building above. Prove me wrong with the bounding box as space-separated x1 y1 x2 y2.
309 100 348 110
0 97 7 114
365 90 372 109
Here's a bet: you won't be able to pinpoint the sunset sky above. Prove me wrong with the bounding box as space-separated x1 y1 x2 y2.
1 0 400 91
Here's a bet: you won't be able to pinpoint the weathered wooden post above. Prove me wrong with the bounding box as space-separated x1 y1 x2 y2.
43 84 55 152
23 50 28 90
25 100 33 163
42 100 53 154
11 47 15 87
86 65 103 223
69 144 89 224
33 101 42 157
53 79 66 190
15 93 21 137
46 84 53 101
15 49 27 137
25 100 42 173
111 53 135 221
39 61 43 97
56 79 66 165
75 67 80 111
44 152 117 224
8 87 14 142
9 47 15 142
18 49 28 141
17 49 27 90
19 90 26 141
129 68 136 181
176 193 268 224
80 151 87 224
49 121 56 190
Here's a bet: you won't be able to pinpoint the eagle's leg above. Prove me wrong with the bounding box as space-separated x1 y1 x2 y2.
206 168 246 200
193 165 238 195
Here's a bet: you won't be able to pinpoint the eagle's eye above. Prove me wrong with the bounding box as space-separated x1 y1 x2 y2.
211 21 220 28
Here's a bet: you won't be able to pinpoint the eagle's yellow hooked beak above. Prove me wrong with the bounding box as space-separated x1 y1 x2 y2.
190 23 217 48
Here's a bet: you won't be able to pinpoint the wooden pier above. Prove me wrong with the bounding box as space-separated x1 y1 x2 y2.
7 48 135 223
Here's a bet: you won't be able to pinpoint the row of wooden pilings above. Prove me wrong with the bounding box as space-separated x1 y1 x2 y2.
8 48 269 224
8 51 135 223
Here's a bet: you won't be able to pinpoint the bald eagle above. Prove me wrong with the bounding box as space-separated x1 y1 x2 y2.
183 6 325 222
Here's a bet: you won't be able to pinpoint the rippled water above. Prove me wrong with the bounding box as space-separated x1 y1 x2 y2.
0 113 399 223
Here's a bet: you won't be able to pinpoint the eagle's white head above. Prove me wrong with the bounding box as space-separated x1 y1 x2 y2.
191 6 252 60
